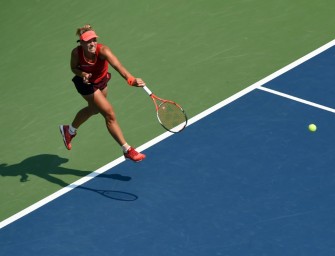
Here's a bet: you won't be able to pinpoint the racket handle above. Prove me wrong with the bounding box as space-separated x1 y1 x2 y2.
142 86 153 96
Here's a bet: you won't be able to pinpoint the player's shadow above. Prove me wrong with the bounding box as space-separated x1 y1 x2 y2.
0 154 131 187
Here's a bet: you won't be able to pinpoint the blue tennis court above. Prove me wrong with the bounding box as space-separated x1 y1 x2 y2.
1 42 335 255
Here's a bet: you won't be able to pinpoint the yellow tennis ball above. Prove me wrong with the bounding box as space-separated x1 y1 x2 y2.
308 124 317 132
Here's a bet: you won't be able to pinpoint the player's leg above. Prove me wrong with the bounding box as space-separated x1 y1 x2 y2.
71 100 100 129
84 88 126 146
59 88 100 150
86 88 145 162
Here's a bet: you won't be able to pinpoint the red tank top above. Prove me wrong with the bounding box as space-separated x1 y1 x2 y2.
77 43 108 83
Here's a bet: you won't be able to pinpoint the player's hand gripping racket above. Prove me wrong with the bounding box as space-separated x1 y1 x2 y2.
143 85 188 133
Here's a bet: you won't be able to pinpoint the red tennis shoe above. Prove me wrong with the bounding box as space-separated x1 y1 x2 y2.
59 125 76 150
124 147 146 162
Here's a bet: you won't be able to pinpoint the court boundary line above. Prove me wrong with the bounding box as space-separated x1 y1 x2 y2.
258 87 335 113
1 39 335 229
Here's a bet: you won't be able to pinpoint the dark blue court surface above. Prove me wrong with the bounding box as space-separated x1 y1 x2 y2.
1 46 335 255
266 46 335 108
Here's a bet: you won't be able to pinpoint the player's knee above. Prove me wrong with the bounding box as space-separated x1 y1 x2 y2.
91 109 99 115
88 106 99 116
104 109 116 122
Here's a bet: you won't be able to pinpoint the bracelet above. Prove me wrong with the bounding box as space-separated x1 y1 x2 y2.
127 77 136 86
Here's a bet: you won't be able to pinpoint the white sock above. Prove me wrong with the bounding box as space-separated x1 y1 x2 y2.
69 124 77 135
122 143 131 153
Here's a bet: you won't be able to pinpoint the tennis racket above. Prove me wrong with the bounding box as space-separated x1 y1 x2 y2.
143 85 188 133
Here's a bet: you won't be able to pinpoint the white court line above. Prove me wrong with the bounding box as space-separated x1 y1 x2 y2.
258 87 335 113
1 39 335 230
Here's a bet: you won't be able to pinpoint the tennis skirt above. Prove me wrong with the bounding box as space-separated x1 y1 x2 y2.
72 72 111 95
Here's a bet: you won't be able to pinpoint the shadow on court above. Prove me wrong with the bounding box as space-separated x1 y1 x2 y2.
77 186 138 201
0 154 131 187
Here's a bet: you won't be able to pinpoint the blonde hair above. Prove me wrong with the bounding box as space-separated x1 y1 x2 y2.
76 24 94 37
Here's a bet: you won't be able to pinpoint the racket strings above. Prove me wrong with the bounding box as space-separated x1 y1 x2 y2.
157 102 187 131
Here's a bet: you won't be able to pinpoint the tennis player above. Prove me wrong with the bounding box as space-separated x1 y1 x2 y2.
60 24 145 162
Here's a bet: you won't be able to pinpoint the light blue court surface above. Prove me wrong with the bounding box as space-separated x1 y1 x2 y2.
1 43 335 256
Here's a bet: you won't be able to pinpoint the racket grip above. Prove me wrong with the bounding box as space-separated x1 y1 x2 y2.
143 86 153 96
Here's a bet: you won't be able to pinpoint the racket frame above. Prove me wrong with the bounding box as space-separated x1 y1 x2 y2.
142 85 187 133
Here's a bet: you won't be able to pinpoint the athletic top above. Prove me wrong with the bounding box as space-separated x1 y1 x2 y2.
77 43 108 84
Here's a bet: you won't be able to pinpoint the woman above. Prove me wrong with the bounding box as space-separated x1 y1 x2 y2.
59 24 146 162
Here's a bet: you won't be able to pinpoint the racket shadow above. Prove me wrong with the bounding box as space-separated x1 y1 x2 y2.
77 186 138 201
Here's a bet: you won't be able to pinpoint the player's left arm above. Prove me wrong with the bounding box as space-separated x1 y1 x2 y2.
100 45 145 86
